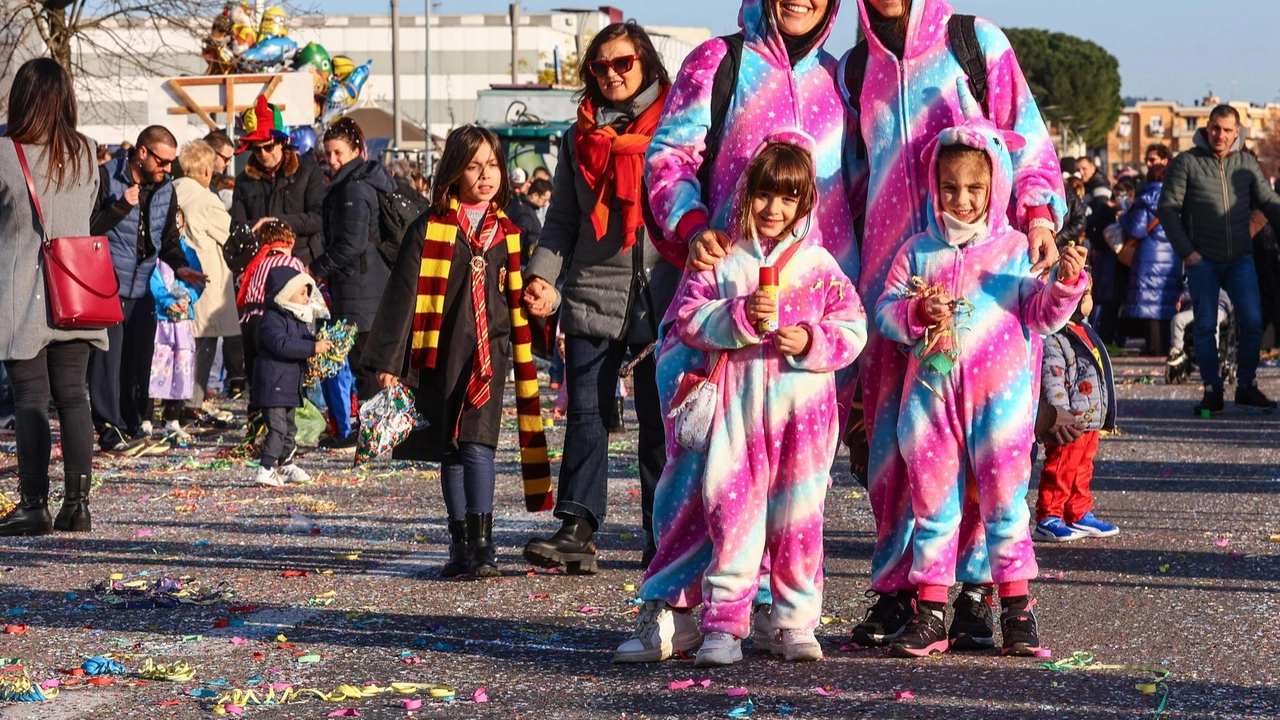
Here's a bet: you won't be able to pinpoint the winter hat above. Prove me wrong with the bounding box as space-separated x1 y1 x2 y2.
237 94 290 154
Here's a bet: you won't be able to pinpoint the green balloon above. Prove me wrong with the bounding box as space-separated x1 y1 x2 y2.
294 42 332 75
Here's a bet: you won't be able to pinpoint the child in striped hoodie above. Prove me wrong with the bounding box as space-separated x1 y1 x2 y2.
673 131 866 667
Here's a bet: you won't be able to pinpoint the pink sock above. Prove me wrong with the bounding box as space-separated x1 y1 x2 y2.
998 580 1029 599
918 584 950 604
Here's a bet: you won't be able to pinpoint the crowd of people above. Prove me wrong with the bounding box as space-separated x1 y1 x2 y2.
1 0 1279 671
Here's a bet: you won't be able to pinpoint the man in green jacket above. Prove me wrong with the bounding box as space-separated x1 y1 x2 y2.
1157 105 1280 415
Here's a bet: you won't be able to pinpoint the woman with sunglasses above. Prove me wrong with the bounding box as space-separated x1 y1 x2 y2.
0 59 106 535
616 0 857 664
521 21 680 577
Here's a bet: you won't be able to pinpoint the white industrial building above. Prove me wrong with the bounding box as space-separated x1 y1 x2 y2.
4 7 708 146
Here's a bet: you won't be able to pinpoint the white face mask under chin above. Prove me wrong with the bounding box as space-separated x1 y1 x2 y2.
941 211 989 247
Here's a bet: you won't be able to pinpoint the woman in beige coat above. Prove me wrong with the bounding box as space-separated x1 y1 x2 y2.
173 140 238 427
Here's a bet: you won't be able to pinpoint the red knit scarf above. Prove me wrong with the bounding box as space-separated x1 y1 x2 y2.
574 84 669 252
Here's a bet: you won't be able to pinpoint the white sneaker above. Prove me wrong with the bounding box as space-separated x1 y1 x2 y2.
613 600 702 663
693 631 742 667
254 466 284 487
750 603 780 654
780 628 823 662
139 420 153 438
276 463 312 485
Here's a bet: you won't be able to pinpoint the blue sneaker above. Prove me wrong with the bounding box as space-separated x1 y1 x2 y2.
1069 512 1119 538
1033 517 1083 543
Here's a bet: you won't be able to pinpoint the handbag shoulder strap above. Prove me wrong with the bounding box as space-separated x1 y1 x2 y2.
709 350 729 383
12 142 47 236
770 238 806 276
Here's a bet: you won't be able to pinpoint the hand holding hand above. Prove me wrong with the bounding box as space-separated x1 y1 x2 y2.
689 229 731 272
523 277 558 318
314 340 333 355
774 326 810 356
1057 244 1088 283
1028 225 1059 275
175 267 208 288
1047 406 1085 446
745 287 777 325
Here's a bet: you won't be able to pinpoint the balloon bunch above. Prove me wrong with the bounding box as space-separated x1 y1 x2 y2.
292 45 372 126
202 2 297 74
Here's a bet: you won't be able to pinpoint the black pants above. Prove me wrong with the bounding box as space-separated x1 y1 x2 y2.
558 335 662 542
222 334 246 394
440 441 497 521
5 341 94 493
88 295 156 444
261 406 297 469
350 331 378 402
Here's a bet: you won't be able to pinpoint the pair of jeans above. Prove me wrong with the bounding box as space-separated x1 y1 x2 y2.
320 359 355 438
558 335 662 541
260 407 297 469
88 295 157 443
1186 255 1263 387
5 341 94 487
185 336 236 409
440 441 497 520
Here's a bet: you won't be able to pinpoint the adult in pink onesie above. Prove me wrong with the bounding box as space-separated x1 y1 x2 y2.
840 0 1066 644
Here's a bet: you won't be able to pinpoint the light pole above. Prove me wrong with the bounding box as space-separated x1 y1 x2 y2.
424 0 434 176
392 0 403 149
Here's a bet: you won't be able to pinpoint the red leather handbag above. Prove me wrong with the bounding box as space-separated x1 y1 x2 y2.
14 142 123 329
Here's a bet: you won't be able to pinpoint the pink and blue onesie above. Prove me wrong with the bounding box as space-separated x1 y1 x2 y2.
676 212 866 638
841 0 1067 594
641 0 857 610
874 109 1086 597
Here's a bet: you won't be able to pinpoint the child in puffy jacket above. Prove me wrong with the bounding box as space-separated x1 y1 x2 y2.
149 210 203 440
1034 278 1119 543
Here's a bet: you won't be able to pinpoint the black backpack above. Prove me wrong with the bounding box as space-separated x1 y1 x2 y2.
698 34 745 208
373 188 428 265
222 222 259 275
844 14 988 160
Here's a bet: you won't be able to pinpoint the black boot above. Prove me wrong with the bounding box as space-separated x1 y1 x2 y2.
54 473 92 532
466 512 500 579
522 516 598 575
0 475 53 537
439 519 468 579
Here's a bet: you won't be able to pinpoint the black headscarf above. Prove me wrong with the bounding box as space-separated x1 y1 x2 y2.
775 4 835 65
865 5 906 58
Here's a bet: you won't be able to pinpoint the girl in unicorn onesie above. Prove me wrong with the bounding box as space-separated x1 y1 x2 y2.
618 0 859 664
676 132 866 666
874 86 1088 657
840 0 1067 650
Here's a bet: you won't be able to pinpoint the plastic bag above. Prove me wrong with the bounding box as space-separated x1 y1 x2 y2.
355 381 424 466
295 399 327 445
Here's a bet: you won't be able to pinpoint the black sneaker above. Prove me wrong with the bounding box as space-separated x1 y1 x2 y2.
1193 387 1224 416
888 602 948 658
318 433 359 450
1234 384 1278 413
949 583 996 650
99 425 131 453
849 590 915 647
999 596 1041 656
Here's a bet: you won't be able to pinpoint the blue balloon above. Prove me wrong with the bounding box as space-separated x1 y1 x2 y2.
241 36 298 65
289 126 317 154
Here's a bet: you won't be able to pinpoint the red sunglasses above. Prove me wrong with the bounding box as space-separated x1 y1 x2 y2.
587 54 639 78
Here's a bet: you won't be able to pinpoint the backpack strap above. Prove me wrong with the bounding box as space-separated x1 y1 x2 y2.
698 33 745 208
842 41 870 162
947 14 988 109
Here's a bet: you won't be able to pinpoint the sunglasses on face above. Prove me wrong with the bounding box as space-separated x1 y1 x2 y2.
251 141 279 155
145 146 175 168
587 54 639 78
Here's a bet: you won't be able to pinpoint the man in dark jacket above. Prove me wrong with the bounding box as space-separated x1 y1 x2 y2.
1076 156 1111 210
231 96 327 264
1157 105 1280 414
89 125 208 451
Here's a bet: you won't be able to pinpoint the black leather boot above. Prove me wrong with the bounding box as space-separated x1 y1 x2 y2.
522 516 598 575
466 512 500 578
54 473 92 532
0 475 53 537
439 519 468 579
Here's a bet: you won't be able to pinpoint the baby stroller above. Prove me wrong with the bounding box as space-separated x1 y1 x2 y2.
1166 306 1237 385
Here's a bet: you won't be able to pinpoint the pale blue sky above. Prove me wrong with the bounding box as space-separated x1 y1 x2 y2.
352 0 1280 105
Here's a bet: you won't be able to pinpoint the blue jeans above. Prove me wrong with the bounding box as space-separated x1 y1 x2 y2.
440 441 496 520
320 359 354 438
1186 255 1263 387
559 335 663 540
